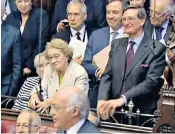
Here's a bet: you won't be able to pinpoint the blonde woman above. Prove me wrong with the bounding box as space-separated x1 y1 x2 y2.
29 39 89 113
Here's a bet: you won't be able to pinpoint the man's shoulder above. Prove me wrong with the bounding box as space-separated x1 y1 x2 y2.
79 120 102 133
91 26 109 35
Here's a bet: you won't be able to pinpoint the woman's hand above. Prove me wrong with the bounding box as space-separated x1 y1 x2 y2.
167 49 175 63
28 93 41 110
35 98 52 114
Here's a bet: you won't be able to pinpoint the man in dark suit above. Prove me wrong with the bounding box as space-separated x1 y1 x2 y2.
51 86 101 133
82 0 125 108
97 6 166 120
50 0 107 35
52 0 93 64
145 0 174 42
1 3 22 97
52 0 92 43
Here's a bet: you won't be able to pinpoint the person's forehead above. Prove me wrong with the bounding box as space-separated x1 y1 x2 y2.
17 113 31 123
123 9 138 16
68 3 82 12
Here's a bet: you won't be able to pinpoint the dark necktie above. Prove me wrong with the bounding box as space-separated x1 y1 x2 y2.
76 32 81 41
126 41 135 71
155 26 164 41
121 41 135 95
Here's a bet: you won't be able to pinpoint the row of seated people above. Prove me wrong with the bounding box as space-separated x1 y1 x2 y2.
1 0 175 121
1 0 149 86
2 86 102 133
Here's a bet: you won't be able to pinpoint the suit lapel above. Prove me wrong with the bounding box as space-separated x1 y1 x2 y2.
125 35 149 78
164 20 172 41
116 38 128 79
1 24 8 46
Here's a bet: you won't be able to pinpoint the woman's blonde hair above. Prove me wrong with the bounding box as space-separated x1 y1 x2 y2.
34 51 48 68
45 39 73 62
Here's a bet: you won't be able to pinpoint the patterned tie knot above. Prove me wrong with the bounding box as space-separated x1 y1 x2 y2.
76 32 81 40
129 41 135 49
112 32 118 40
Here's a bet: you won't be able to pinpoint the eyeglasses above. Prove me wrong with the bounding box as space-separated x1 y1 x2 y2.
47 54 60 61
16 123 39 129
149 9 164 17
122 17 137 23
51 104 74 111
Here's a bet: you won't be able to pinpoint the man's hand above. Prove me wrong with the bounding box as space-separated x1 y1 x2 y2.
74 55 83 64
35 98 52 113
97 68 105 79
56 19 69 32
97 100 111 120
23 68 31 75
97 98 125 120
106 98 125 116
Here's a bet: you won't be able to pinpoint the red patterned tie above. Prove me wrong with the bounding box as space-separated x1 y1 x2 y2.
126 41 135 71
121 41 135 95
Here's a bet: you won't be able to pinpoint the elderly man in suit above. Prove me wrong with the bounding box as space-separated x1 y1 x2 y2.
1 1 22 97
52 0 92 43
97 6 166 120
51 86 101 133
82 0 125 108
50 0 107 35
145 0 174 42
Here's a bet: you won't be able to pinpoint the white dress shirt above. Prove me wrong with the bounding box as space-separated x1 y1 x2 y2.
66 119 85 134
70 25 88 43
109 26 125 44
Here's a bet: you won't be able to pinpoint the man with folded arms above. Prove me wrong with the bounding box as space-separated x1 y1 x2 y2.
97 6 166 120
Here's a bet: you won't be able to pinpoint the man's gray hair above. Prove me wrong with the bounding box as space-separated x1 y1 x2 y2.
66 89 90 119
67 0 87 14
164 0 175 16
150 0 175 15
123 5 147 19
20 109 41 127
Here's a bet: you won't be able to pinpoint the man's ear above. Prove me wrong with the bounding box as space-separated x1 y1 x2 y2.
72 106 80 117
140 18 146 26
84 13 87 21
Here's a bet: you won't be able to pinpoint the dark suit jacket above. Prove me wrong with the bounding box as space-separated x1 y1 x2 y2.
98 34 166 114
52 26 93 43
144 19 173 42
8 0 17 12
57 119 101 133
50 0 107 35
82 27 110 77
6 7 49 72
1 23 22 96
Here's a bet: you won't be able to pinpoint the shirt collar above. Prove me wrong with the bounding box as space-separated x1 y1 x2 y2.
70 25 86 37
129 32 144 46
66 119 85 134
161 19 169 29
110 26 124 36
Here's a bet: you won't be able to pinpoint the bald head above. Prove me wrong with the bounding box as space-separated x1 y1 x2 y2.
16 109 41 133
